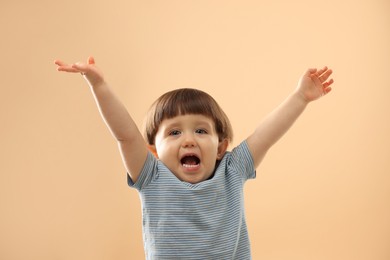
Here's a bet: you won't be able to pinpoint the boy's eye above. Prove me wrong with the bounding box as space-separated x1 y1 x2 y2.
195 129 208 134
169 130 181 136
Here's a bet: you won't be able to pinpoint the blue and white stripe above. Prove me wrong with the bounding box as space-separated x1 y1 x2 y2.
128 141 256 260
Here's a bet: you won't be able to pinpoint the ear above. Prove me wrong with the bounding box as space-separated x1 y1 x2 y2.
148 145 159 158
216 139 229 160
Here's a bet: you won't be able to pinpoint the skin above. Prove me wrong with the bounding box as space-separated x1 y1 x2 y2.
54 56 334 184
151 114 228 184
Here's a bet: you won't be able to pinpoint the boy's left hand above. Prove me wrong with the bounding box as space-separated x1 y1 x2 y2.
297 66 334 102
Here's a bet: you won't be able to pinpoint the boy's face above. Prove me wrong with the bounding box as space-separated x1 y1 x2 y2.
151 114 228 184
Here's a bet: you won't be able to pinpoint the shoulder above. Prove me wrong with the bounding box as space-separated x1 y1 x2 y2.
127 151 159 190
219 141 256 181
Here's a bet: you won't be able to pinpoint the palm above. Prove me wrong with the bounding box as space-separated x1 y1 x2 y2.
54 56 105 87
298 67 334 102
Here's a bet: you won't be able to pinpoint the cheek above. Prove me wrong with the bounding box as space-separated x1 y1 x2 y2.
155 144 166 158
204 140 220 157
153 141 164 159
156 141 176 160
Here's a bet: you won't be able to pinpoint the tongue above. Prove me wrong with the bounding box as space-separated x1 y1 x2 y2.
182 156 198 165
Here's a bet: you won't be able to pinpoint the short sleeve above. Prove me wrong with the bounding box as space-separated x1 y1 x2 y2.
229 141 256 181
127 151 158 191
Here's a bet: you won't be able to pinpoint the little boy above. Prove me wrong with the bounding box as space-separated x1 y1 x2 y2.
55 56 333 259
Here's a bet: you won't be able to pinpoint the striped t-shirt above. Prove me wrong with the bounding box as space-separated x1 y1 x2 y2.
128 141 256 259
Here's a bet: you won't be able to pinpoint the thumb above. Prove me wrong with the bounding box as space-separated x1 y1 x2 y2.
306 68 317 76
88 56 95 65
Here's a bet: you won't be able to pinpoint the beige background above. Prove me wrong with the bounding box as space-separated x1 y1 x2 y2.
1 0 389 259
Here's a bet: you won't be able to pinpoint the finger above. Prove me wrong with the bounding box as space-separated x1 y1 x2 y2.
54 60 77 71
319 69 333 82
54 60 67 66
316 66 328 76
323 78 334 87
54 59 83 73
88 56 95 65
56 65 81 73
323 86 332 95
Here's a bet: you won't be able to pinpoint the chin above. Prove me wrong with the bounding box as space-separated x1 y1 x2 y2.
183 173 211 184
182 177 202 184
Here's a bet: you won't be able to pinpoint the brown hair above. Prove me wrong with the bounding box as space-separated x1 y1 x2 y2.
144 88 233 145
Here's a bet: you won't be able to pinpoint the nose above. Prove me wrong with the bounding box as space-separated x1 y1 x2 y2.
182 133 197 148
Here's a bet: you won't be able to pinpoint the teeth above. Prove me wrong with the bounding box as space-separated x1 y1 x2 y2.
183 164 199 168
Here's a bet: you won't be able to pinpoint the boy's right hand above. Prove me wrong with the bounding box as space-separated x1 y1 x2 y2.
54 56 105 88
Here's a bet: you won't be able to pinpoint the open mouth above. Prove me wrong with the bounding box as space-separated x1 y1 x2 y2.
180 155 200 168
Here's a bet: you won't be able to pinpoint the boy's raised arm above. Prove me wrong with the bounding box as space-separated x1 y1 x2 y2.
54 57 148 182
246 67 334 169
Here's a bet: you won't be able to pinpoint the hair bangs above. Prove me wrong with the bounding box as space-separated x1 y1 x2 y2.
145 88 233 145
160 89 215 119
